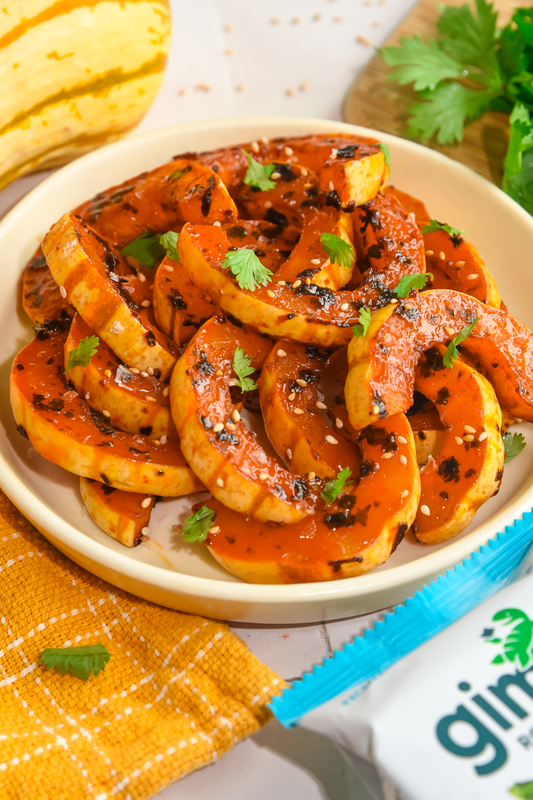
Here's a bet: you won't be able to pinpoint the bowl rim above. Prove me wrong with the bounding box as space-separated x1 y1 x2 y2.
2 114 533 613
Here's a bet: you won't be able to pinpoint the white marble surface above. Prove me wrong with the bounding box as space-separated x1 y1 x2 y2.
0 1 420 796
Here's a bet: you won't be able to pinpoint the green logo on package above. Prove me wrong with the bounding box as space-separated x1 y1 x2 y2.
485 608 533 669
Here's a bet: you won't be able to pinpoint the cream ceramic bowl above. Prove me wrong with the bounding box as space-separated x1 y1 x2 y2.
1 117 533 624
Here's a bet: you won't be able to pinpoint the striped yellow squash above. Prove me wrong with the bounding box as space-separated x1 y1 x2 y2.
0 0 171 190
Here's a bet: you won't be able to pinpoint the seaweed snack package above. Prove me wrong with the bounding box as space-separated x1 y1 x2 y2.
271 513 533 800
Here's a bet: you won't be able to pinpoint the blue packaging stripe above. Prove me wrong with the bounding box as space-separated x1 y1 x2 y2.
270 510 533 728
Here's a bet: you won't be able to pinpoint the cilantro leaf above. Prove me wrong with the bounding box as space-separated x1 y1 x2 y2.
503 103 533 214
221 248 273 292
380 36 464 92
497 24 527 80
503 432 526 464
182 505 216 543
321 467 353 504
242 149 276 191
509 780 533 798
232 347 257 392
352 307 372 338
394 272 434 298
40 643 111 681
320 232 355 267
443 318 479 368
437 0 499 75
378 142 391 172
159 230 180 262
421 219 466 237
65 335 99 372
119 230 165 269
408 82 497 144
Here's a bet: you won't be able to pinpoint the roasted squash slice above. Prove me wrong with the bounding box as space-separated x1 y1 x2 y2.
346 289 533 430
170 317 319 523
22 249 74 324
80 477 154 548
65 314 177 441
11 332 201 496
411 347 504 544
42 213 177 380
203 412 419 584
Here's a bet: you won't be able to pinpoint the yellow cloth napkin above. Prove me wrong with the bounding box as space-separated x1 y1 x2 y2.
0 491 285 800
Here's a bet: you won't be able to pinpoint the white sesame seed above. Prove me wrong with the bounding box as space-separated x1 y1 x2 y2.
467 273 479 280
85 392 90 400
478 431 488 441
316 401 327 410
331 149 338 159
304 183 313 189
284 146 294 156
296 379 307 387
138 271 147 282
425 250 434 256
277 349 287 357
335 418 344 428
286 87 295 96
340 303 349 311
251 141 259 153
445 326 455 336
464 425 476 434
372 404 380 415
261 136 269 144
328 181 335 192
146 395 156 403
209 525 220 534
301 167 309 176
288 392 296 401
147 366 154 376
455 436 463 445
215 369 223 377
212 221 221 227
401 489 409 499
110 320 124 334
397 435 407 445
325 435 338 445
141 299 150 308
267 289 275 299
59 285 67 299
292 280 302 288
356 34 371 46
456 260 466 267
463 434 475 442
216 478 224 488
264 200 273 209
232 409 240 423
439 251 446 261
130 367 140 375
408 211 416 219
404 303 412 310
259 473 268 481
381 452 393 460
213 423 224 433
420 505 430 516
399 454 407 465
162 386 169 397
226 422 236 431
277 281 286 286
311 258 321 265
141 498 151 509
305 278 311 285
196 82 211 92
141 526 150 535
141 371 149 378
271 172 281 180
160 434 167 444
294 408 304 415
102 410 110 418
154 439 161 446
286 449 292 460
104 369 112 378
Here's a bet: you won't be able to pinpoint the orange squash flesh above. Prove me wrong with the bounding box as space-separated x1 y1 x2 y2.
346 289 533 430
11 331 202 496
79 477 154 548
204 413 420 584
65 314 177 441
22 249 74 324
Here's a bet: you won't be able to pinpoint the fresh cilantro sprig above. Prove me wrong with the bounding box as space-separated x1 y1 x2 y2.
65 335 99 372
352 307 372 338
503 431 526 464
509 779 533 798
443 318 479 368
221 248 273 292
320 233 355 267
393 272 434 298
232 348 257 392
503 103 533 214
182 505 217 543
119 229 180 268
422 219 466 238
40 644 111 681
242 150 276 191
378 142 391 171
321 467 353 504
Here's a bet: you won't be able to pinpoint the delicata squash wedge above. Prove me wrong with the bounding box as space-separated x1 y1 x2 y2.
43 213 178 380
346 289 533 430
11 331 201 496
79 477 155 548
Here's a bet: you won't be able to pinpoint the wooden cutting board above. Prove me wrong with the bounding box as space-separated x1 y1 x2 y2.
343 0 515 184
